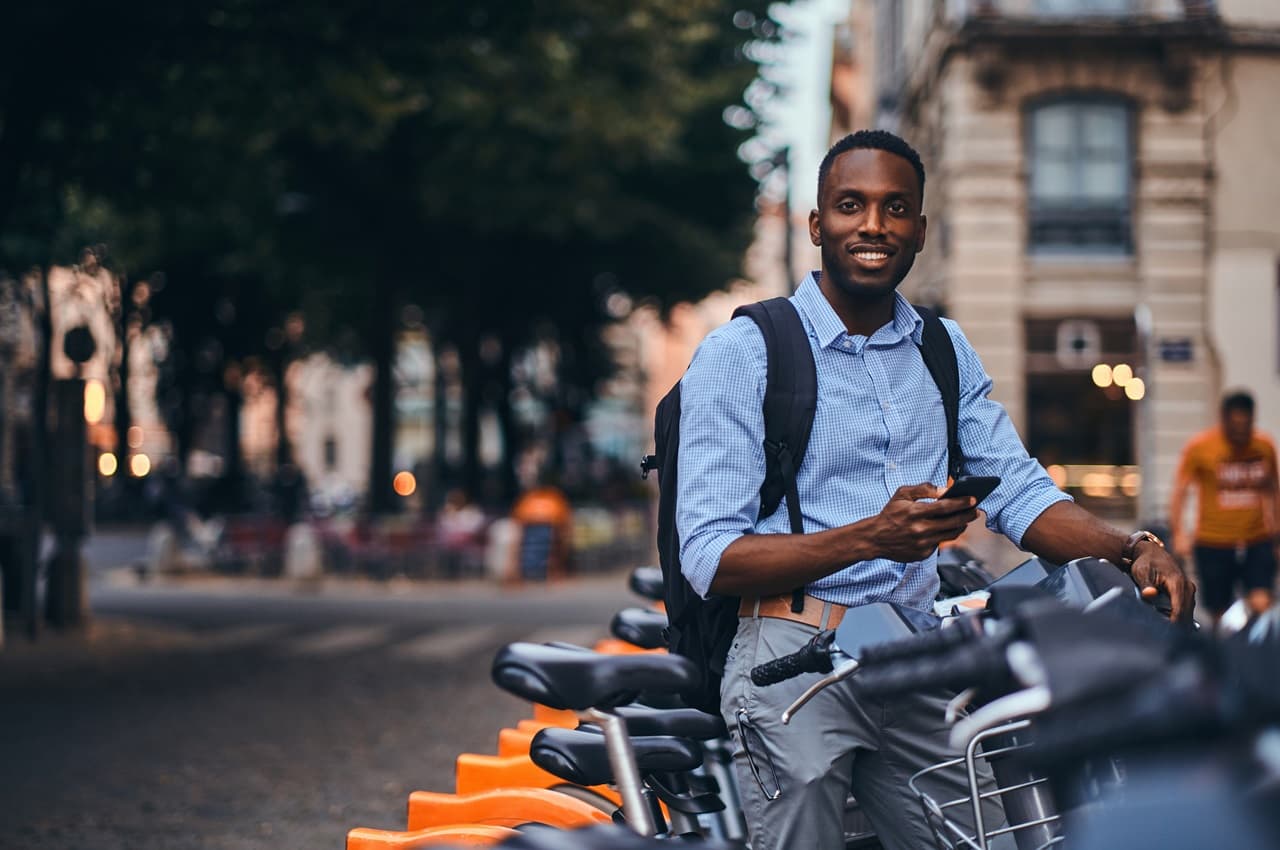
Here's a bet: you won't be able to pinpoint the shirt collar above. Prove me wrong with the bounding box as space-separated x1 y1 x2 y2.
793 272 925 348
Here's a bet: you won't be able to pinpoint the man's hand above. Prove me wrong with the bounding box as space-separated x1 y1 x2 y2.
1129 540 1196 623
869 483 978 563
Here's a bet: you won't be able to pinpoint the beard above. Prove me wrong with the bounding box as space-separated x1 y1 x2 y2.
820 239 918 303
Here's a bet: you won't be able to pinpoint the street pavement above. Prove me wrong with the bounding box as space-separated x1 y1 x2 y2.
1 545 638 850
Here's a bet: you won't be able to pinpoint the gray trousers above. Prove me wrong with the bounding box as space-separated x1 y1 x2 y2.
721 615 1010 850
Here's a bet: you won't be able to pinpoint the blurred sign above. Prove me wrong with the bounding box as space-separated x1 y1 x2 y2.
517 523 554 581
1158 338 1194 363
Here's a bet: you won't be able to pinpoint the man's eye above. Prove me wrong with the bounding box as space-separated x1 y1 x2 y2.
888 203 908 214
837 201 859 212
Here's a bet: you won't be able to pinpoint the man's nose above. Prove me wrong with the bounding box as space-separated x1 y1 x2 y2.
858 205 885 237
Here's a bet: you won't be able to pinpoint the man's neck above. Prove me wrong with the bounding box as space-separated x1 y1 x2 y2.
816 271 898 337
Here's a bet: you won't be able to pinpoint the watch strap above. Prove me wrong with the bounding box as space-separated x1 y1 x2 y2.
1121 530 1164 567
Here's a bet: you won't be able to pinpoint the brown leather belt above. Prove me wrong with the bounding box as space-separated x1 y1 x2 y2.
738 593 849 630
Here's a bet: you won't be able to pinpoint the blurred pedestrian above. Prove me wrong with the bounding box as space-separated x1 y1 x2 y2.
438 488 487 578
1170 390 1279 628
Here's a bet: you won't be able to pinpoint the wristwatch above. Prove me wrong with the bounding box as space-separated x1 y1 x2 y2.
1120 530 1165 567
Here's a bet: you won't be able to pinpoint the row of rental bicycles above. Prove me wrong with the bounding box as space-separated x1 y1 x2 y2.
345 550 1280 849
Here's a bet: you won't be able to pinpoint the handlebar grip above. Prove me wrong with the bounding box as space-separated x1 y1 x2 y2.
855 620 980 666
855 639 1011 698
750 632 835 687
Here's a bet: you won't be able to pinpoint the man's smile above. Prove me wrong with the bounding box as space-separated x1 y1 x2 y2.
849 243 896 270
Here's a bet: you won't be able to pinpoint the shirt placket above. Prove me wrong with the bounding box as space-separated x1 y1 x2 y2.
865 346 901 492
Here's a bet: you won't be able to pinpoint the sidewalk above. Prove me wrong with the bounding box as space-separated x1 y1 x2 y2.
93 561 637 601
0 618 202 675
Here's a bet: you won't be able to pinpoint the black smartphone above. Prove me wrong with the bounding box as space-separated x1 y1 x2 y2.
938 475 1001 505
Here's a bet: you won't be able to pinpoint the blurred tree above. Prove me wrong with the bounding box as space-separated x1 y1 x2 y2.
1 0 778 512
272 1 775 508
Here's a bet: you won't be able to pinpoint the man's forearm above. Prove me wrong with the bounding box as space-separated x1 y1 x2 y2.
1024 499 1194 619
709 519 881 597
1021 501 1131 567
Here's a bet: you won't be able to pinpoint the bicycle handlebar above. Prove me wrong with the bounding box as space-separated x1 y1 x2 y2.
854 617 984 667
750 631 836 686
854 636 1014 697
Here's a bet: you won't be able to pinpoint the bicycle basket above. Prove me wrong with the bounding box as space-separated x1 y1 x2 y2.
908 719 1064 850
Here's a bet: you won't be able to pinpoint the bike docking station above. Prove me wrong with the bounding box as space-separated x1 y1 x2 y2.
345 554 1280 850
343 568 746 849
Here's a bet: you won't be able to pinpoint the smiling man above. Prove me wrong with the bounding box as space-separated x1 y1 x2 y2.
675 130 1193 850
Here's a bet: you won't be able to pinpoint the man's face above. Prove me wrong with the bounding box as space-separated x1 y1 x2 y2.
1223 408 1254 449
808 148 926 301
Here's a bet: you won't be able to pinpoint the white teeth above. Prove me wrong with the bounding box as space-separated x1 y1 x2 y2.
854 252 889 261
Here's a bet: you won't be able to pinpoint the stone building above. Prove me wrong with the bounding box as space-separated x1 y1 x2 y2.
841 0 1280 522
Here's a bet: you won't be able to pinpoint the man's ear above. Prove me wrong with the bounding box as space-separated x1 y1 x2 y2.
915 214 928 253
808 209 821 246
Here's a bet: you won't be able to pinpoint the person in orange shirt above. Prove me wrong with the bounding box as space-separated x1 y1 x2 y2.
1169 390 1280 627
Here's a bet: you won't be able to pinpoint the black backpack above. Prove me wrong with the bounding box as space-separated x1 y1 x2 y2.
640 297 963 713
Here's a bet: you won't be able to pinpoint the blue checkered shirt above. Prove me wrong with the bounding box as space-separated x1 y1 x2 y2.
676 273 1071 611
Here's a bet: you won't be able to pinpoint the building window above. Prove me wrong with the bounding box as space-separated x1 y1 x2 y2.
1035 0 1134 15
876 0 904 119
1027 99 1133 254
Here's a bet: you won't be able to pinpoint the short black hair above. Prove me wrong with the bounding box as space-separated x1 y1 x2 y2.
817 129 926 205
1222 390 1255 417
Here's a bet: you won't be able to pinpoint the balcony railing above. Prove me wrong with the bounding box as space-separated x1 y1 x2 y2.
952 0 1210 21
1028 203 1133 255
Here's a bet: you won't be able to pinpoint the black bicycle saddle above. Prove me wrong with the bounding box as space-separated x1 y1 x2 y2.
492 642 700 711
610 607 668 650
529 726 702 787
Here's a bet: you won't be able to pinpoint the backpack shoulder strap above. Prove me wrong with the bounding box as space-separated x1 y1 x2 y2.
732 297 816 614
731 297 817 526
914 305 965 480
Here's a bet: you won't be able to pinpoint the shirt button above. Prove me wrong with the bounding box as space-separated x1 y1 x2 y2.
887 461 898 470
882 402 892 410
843 340 853 349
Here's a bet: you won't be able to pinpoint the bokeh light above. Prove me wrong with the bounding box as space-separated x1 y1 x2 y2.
1125 377 1146 401
130 453 152 478
1111 363 1133 387
393 471 416 497
83 379 106 424
98 453 118 477
127 425 145 448
1046 464 1068 488
1081 472 1117 498
1091 364 1113 388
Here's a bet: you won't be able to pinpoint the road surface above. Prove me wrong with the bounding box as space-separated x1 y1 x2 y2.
1 565 636 850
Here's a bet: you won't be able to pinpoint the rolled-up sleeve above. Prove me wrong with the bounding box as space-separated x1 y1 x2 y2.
676 321 768 598
945 320 1072 547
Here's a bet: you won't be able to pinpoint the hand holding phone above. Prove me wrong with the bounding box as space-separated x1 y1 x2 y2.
938 475 1000 506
